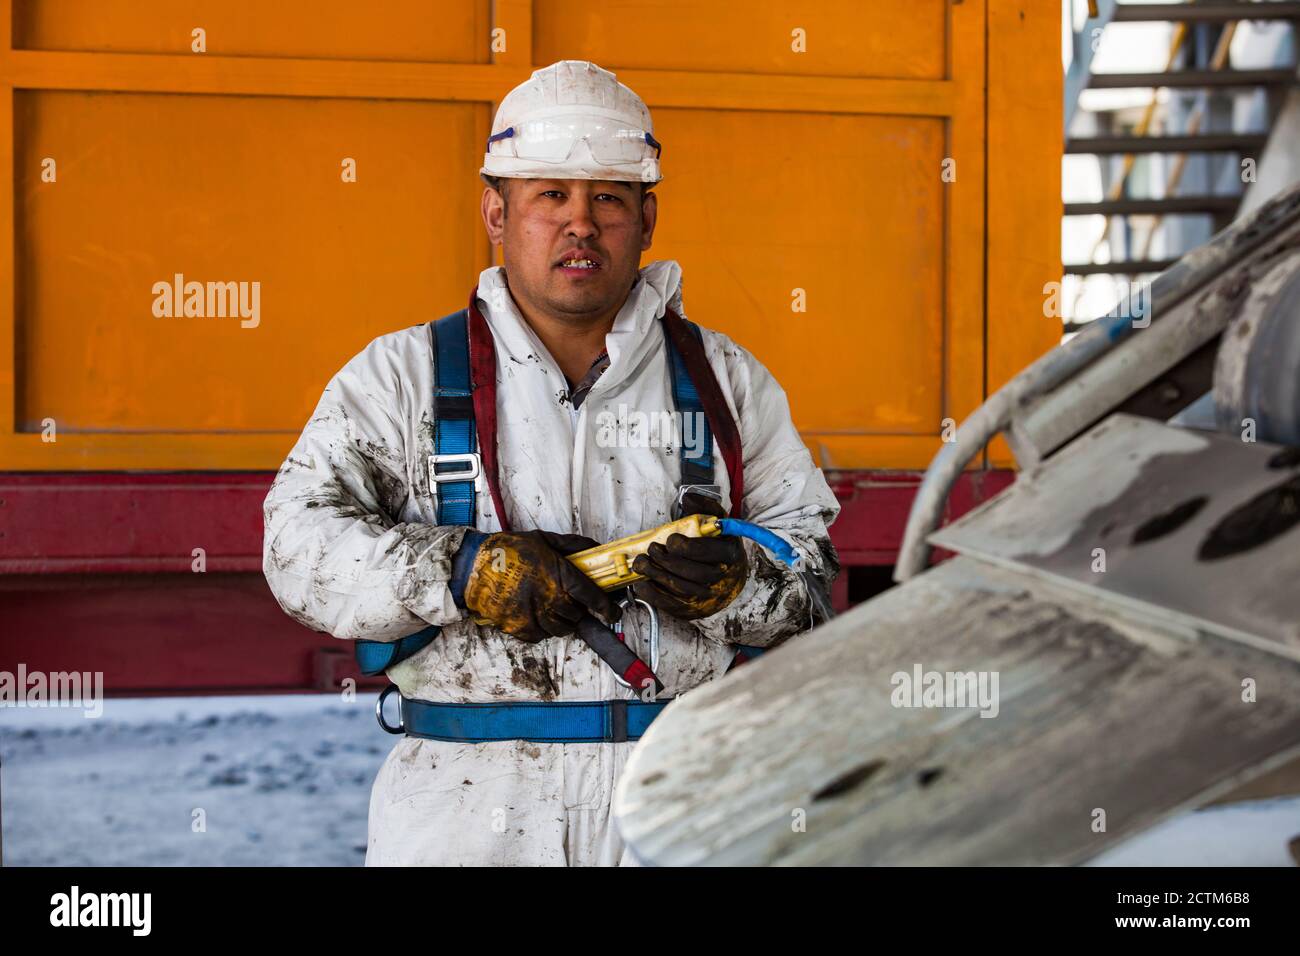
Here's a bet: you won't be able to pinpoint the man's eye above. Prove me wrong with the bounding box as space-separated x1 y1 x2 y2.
541 190 564 199
596 194 624 203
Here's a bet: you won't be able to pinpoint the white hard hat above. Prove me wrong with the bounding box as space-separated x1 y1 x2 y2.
481 60 662 184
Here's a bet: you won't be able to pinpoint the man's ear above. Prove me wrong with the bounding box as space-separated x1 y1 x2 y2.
481 186 505 245
640 189 658 251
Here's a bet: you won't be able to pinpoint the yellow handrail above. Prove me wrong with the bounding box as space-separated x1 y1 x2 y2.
1084 22 1188 266
1134 22 1239 261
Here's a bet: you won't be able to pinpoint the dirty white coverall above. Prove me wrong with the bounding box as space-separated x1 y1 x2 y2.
262 259 841 865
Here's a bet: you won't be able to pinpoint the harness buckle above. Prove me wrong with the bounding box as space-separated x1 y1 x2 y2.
672 483 722 519
429 452 482 484
376 684 405 735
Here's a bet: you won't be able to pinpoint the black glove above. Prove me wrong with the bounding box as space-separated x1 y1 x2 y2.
464 530 617 642
632 492 749 620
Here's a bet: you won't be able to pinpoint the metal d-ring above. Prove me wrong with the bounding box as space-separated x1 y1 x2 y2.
612 591 660 689
375 683 405 734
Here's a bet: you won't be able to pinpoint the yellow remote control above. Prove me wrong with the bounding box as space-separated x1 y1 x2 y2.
566 514 722 591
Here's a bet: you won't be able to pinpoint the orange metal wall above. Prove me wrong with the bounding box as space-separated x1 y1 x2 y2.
0 0 1061 472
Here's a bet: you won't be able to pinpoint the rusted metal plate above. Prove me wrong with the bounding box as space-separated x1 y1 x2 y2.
931 414 1300 662
614 556 1300 865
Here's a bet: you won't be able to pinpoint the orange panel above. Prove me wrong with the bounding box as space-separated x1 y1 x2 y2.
13 0 490 63
534 0 947 80
14 90 487 433
944 0 989 460
651 108 945 438
986 0 1063 466
0 0 1061 473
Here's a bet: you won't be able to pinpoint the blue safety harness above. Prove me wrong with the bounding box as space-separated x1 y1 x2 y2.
353 310 475 679
362 303 764 743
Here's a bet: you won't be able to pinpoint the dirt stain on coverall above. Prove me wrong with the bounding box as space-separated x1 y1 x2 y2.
511 656 559 700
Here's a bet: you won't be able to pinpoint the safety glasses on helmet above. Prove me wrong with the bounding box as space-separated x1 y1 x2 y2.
487 115 663 166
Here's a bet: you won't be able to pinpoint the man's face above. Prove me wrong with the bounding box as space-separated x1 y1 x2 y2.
481 178 657 325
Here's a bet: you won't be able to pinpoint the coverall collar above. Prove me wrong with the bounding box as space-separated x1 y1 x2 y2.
473 260 685 398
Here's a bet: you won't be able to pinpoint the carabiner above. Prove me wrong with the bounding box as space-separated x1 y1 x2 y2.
612 592 659 690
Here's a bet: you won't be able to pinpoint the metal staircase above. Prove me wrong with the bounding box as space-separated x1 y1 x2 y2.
1064 1 1300 289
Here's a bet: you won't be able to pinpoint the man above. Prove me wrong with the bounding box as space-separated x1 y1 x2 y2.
262 60 840 866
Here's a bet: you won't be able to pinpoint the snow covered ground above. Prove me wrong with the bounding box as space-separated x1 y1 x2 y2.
1 693 393 866
1086 801 1300 868
1090 797 1300 867
2 693 1296 866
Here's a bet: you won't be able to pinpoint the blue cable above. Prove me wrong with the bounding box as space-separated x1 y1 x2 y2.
718 519 802 568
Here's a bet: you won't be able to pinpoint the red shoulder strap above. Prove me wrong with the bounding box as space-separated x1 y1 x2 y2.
662 308 745 518
467 289 511 532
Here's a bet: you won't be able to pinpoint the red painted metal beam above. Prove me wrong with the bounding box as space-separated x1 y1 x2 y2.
0 571 378 695
0 468 1015 694
0 472 269 574
825 469 1014 565
0 470 1014 573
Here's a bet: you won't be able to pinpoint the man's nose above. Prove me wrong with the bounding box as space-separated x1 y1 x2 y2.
564 195 598 239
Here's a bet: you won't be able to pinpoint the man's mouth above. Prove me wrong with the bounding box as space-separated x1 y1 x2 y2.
556 250 602 272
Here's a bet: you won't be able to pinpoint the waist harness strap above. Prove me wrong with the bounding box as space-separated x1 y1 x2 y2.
379 688 671 744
